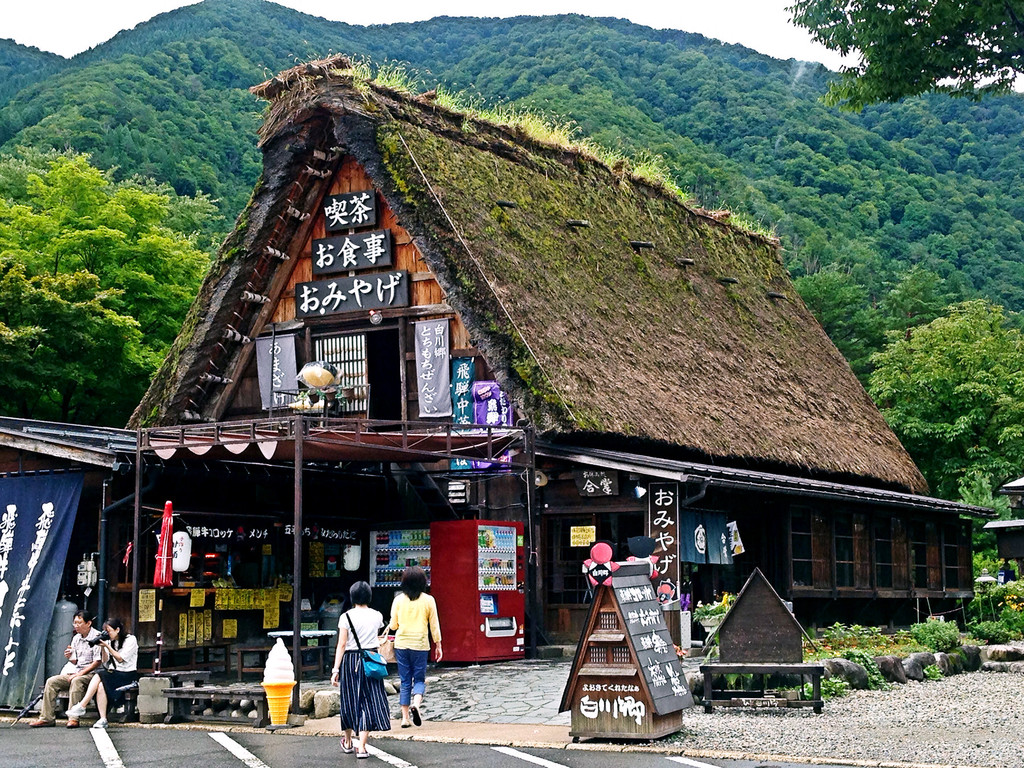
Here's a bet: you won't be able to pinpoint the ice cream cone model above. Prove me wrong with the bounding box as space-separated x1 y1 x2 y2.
262 638 297 727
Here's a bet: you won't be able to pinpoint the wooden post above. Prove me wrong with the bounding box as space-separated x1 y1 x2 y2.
291 414 304 712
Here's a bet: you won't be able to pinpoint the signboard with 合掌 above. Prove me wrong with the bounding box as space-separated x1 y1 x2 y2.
570 525 597 547
138 589 157 623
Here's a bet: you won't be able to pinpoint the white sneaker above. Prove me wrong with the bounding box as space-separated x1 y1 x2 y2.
91 718 108 729
65 703 87 718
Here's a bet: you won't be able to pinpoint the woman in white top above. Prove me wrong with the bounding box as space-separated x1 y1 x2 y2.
65 617 139 729
331 581 391 758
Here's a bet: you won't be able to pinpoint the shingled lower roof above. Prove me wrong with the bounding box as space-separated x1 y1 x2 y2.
131 58 928 494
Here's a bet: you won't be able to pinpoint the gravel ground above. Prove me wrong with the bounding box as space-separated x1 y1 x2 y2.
672 671 1024 768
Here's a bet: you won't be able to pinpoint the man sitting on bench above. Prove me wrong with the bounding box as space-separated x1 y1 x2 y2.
31 610 100 728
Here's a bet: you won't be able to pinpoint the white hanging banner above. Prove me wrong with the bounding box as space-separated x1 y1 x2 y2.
414 319 452 417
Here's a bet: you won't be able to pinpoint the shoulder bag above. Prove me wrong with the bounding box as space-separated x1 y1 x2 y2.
347 614 388 680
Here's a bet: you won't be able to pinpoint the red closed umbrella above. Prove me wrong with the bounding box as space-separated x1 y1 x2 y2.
154 500 174 588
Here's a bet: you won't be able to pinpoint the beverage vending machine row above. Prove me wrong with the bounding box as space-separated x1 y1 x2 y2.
369 520 525 662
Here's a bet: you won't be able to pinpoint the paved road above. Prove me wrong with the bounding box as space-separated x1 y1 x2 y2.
0 727 862 768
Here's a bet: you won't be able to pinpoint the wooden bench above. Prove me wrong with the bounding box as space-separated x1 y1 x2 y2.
57 680 139 723
700 662 824 713
234 644 329 681
138 641 232 675
162 684 269 727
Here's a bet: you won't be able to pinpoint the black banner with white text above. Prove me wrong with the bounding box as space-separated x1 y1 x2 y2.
0 473 82 707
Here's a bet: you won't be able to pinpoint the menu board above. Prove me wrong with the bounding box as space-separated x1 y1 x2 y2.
611 565 693 715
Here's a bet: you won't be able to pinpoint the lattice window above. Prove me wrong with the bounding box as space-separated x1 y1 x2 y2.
611 646 631 664
314 333 369 412
598 612 619 630
588 647 606 664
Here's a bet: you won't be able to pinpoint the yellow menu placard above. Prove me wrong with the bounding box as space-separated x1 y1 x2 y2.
178 613 187 646
278 584 293 603
138 589 156 623
190 589 206 608
204 610 212 641
222 618 237 639
263 598 279 629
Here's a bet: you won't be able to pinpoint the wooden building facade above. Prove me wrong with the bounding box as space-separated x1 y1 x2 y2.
125 56 986 649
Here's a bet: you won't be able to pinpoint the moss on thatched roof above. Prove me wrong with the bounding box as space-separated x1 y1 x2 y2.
132 58 927 494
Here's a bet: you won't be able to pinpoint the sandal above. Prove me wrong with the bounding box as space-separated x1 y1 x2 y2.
400 720 412 728
340 738 354 754
410 705 422 727
356 751 370 759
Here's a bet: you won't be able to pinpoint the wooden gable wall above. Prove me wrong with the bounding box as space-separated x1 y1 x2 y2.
222 155 481 421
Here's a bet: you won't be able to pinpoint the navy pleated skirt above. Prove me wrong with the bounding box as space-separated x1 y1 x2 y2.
338 650 392 733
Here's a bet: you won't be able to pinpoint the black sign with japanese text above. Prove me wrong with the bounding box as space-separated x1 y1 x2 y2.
312 229 393 275
295 272 409 318
573 470 619 497
647 482 680 601
612 563 693 714
322 190 377 231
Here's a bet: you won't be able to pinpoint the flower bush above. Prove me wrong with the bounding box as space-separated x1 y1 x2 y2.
692 592 734 622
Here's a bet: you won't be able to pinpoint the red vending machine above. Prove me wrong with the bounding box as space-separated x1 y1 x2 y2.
429 520 526 662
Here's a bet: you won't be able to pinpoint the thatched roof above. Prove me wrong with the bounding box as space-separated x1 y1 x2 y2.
131 57 928 494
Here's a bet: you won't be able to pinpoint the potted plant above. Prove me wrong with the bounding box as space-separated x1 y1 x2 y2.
693 592 734 634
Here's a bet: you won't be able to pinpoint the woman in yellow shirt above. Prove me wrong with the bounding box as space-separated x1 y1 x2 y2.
387 566 441 727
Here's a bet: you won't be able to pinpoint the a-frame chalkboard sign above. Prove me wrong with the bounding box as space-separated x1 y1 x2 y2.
559 562 694 740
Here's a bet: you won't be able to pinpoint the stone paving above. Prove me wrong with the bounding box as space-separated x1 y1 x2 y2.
418 659 572 726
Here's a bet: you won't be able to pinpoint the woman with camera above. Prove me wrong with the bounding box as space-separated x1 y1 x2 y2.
65 617 138 729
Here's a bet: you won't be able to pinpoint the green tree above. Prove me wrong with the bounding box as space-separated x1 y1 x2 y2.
0 259 148 424
0 150 214 424
789 0 1024 109
869 300 1024 498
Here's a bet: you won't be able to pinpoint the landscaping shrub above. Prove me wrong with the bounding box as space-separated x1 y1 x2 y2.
805 677 849 700
923 664 943 680
970 620 1019 645
909 620 961 652
841 648 890 690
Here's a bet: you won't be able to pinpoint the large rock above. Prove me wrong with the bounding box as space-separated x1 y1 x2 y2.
873 655 907 684
313 689 339 719
902 655 925 681
907 651 936 669
299 687 316 713
684 670 703 697
933 652 951 676
980 644 1024 662
823 658 869 689
944 650 964 675
959 645 982 671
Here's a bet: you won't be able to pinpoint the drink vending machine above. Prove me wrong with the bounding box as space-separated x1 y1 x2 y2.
429 520 526 662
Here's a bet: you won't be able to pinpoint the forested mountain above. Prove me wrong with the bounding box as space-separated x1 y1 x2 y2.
3 1 1024 426
0 38 64 106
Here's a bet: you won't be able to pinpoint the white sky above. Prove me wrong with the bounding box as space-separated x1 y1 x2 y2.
2 0 849 70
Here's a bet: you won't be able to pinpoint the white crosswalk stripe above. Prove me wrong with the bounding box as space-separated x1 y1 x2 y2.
667 756 720 768
90 728 125 768
492 746 571 768
209 731 272 768
367 743 420 768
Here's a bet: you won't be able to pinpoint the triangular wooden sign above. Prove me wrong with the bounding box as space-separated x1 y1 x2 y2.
559 562 693 740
